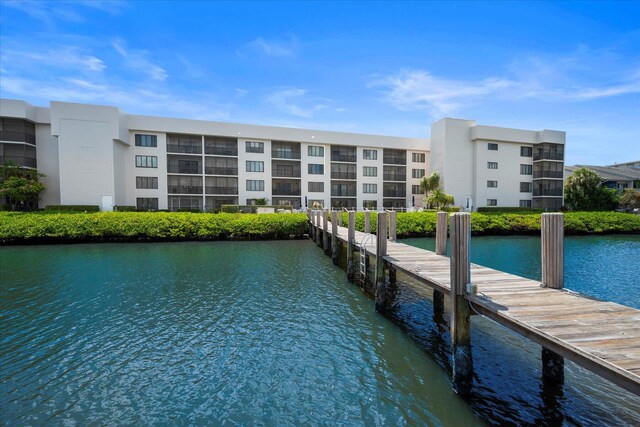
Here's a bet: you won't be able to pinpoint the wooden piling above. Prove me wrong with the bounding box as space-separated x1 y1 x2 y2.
322 209 330 254
315 210 322 247
364 211 371 234
541 213 565 383
331 211 339 265
307 208 313 238
433 211 448 315
338 211 343 227
347 211 356 282
389 210 397 242
450 212 473 396
375 212 388 312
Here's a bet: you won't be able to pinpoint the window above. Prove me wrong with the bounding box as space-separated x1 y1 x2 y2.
136 177 158 189
245 141 264 153
412 185 421 194
412 169 425 179
136 155 157 168
308 164 324 174
520 146 533 157
136 198 158 210
308 182 324 192
246 161 264 172
363 166 377 177
412 153 426 163
520 164 533 175
519 200 532 208
487 199 497 206
488 143 498 151
246 180 264 191
487 162 498 169
520 182 533 192
363 149 377 160
363 200 377 209
363 183 377 194
487 180 498 188
135 134 157 147
308 146 324 157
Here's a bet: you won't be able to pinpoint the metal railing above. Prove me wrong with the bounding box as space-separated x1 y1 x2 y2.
533 152 564 161
166 144 202 154
331 154 357 162
0 155 36 168
533 170 564 179
167 165 201 174
331 172 357 180
205 147 238 156
205 186 238 195
533 188 563 197
168 186 203 194
205 167 238 175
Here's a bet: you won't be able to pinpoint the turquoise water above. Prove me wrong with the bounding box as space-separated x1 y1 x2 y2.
1 236 639 425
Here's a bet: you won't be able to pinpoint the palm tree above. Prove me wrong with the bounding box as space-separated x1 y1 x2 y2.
425 188 454 210
420 172 440 196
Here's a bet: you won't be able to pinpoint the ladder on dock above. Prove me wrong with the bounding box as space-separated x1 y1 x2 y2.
359 233 371 289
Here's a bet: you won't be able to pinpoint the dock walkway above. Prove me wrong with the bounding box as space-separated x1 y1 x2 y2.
314 213 640 396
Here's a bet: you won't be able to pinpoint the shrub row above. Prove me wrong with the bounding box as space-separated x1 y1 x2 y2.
44 205 100 212
0 212 309 244
340 211 640 237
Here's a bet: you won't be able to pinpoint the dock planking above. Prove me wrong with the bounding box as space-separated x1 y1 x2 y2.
312 211 640 396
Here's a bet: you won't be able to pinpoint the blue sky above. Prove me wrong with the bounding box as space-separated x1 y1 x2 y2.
0 0 638 165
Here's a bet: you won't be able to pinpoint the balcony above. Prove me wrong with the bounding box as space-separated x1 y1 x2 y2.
533 170 564 179
533 152 564 161
383 149 406 165
0 155 36 168
272 179 301 196
383 173 406 182
205 186 238 195
205 167 238 175
205 146 237 156
272 161 301 178
331 154 357 162
167 144 202 154
168 186 203 194
271 148 301 160
331 171 356 180
533 188 563 197
168 164 201 174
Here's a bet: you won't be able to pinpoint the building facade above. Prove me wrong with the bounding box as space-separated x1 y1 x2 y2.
0 99 566 211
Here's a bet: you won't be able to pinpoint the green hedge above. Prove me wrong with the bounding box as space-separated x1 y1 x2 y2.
339 211 640 237
44 205 100 212
0 212 309 244
476 207 545 214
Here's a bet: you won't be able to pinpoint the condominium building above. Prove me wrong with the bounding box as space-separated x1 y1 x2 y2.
0 99 566 211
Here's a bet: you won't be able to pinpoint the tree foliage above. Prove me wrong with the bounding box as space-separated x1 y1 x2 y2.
0 162 46 211
619 188 640 211
564 167 618 211
420 172 454 209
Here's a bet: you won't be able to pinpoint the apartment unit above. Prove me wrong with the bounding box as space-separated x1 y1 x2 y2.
0 99 566 211
565 164 640 193
431 118 566 210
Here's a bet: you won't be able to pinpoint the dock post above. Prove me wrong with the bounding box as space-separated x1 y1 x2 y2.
316 210 322 247
331 211 339 265
450 212 473 396
375 212 388 312
347 211 356 282
364 211 371 234
323 209 330 254
307 208 313 239
541 213 565 383
338 210 343 227
433 211 448 315
389 210 397 242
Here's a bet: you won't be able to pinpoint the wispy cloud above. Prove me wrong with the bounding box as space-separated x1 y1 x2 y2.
1 46 106 73
267 88 329 118
112 39 168 81
3 0 126 28
372 46 640 117
246 35 297 57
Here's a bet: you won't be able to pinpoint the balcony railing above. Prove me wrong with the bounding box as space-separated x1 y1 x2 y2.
331 154 357 162
205 186 238 195
331 172 356 180
0 155 37 168
383 155 406 165
272 188 301 196
0 131 36 145
533 188 563 197
273 169 301 178
383 190 406 197
331 190 357 197
168 165 201 174
168 186 203 194
533 170 564 179
533 152 564 161
167 144 202 154
272 149 301 159
205 167 238 175
383 173 406 182
205 147 238 156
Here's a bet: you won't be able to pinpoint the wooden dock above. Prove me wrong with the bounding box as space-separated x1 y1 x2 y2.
309 209 640 396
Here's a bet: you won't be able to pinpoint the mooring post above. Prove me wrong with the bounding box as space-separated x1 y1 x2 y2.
331 211 339 265
433 211 448 315
307 208 313 238
338 210 343 227
364 210 371 234
375 212 388 312
541 212 565 383
316 210 322 247
389 210 397 242
347 211 356 282
450 212 473 396
322 209 330 254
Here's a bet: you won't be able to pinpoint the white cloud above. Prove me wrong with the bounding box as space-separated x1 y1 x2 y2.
247 36 297 57
267 88 329 118
112 39 168 81
373 46 640 117
3 0 126 27
1 46 106 73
